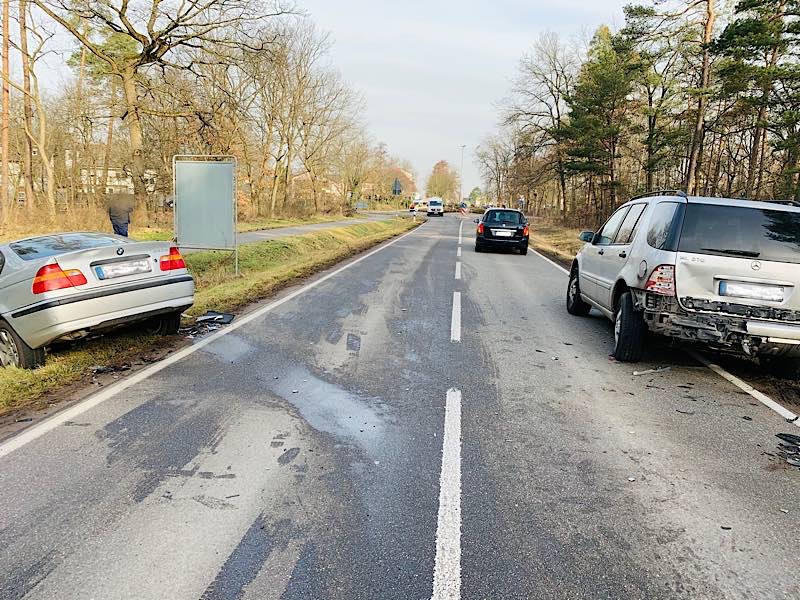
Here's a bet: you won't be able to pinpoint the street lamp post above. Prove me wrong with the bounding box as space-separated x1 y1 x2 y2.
459 144 466 206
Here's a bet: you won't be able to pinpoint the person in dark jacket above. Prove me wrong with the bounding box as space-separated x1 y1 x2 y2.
107 193 135 237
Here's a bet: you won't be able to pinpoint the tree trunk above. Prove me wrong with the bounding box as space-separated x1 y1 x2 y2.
101 79 117 195
120 68 148 208
18 0 35 211
685 0 716 194
1 0 10 219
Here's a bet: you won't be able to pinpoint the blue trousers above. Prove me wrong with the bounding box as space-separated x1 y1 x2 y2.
111 220 129 237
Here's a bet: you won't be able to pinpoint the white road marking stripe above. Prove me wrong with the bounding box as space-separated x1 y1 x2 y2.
691 352 800 427
529 247 569 274
457 247 461 258
431 388 462 600
527 246 799 426
454 262 461 280
0 225 423 459
450 292 461 343
458 221 463 245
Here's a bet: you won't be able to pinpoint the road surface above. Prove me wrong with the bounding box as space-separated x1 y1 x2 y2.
1 215 798 599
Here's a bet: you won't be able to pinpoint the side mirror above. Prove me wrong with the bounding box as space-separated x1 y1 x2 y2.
579 230 595 243
473 218 480 224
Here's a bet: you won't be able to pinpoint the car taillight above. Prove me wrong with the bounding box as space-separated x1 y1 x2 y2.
160 247 186 271
32 263 87 294
522 225 529 236
477 223 484 234
645 265 676 296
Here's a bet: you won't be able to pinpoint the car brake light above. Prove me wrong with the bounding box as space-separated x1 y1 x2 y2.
32 263 87 294
645 265 676 296
523 225 529 236
160 247 186 271
477 223 484 234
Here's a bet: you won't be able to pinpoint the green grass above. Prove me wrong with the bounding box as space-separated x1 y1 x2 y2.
128 215 354 242
0 218 417 416
529 223 585 264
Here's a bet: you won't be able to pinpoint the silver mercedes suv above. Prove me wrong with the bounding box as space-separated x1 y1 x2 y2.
566 191 800 371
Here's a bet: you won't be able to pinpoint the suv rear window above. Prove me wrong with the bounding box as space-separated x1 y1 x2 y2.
678 203 800 264
10 233 123 261
429 200 442 206
484 210 523 225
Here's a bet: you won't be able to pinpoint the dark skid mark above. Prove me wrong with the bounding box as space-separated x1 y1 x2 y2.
100 398 228 503
280 542 323 600
201 517 293 600
346 333 362 354
278 447 301 465
0 551 57 600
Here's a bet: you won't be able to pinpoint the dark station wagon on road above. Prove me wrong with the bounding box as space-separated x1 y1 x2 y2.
474 208 530 255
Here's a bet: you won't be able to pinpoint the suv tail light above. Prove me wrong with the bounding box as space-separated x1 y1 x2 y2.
477 223 484 234
645 265 676 296
522 225 529 236
32 263 87 294
159 247 186 271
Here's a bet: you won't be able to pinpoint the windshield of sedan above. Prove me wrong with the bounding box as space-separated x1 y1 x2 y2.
484 210 523 225
10 233 125 261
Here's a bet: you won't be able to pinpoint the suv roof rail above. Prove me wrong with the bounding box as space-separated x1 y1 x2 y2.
629 189 688 201
762 198 800 207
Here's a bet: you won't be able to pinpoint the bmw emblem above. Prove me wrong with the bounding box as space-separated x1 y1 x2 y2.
116 247 125 256
751 260 762 271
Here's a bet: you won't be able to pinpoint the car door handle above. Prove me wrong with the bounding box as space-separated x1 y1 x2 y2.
619 251 627 258
598 248 604 255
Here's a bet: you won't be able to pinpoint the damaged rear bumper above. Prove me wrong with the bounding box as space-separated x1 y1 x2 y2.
631 290 800 357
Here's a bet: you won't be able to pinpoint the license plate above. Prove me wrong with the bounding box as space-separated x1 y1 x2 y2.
95 258 152 280
492 229 514 237
719 281 784 302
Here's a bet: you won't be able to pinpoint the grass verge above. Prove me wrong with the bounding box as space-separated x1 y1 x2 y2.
0 218 417 416
130 215 354 242
529 223 584 265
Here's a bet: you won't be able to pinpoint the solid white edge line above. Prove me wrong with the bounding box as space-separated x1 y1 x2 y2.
458 221 463 245
431 388 462 600
450 292 461 343
527 245 800 427
454 262 461 281
457 247 461 258
690 352 800 427
0 224 424 460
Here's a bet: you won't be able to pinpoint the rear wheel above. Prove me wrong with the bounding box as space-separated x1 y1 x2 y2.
0 320 45 369
519 245 528 255
566 267 591 316
475 243 483 253
612 291 646 362
145 311 183 336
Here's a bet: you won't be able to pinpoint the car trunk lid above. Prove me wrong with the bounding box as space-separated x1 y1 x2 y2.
674 203 800 320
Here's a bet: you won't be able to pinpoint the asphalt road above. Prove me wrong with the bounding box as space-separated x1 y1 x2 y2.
1 215 798 599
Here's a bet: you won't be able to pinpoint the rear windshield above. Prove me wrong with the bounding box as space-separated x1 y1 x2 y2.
678 203 800 264
429 200 442 206
10 233 123 261
484 210 523 225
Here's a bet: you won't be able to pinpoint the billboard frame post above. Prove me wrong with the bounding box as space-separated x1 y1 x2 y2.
172 154 239 275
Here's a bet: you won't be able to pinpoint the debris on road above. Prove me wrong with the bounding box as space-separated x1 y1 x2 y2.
676 409 695 415
633 366 671 376
90 364 131 375
721 526 732 531
776 433 800 468
627 476 636 482
196 311 235 325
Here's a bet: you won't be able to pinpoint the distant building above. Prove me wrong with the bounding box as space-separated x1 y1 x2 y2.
80 167 157 195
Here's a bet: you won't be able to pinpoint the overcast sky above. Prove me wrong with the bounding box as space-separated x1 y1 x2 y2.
300 0 626 195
